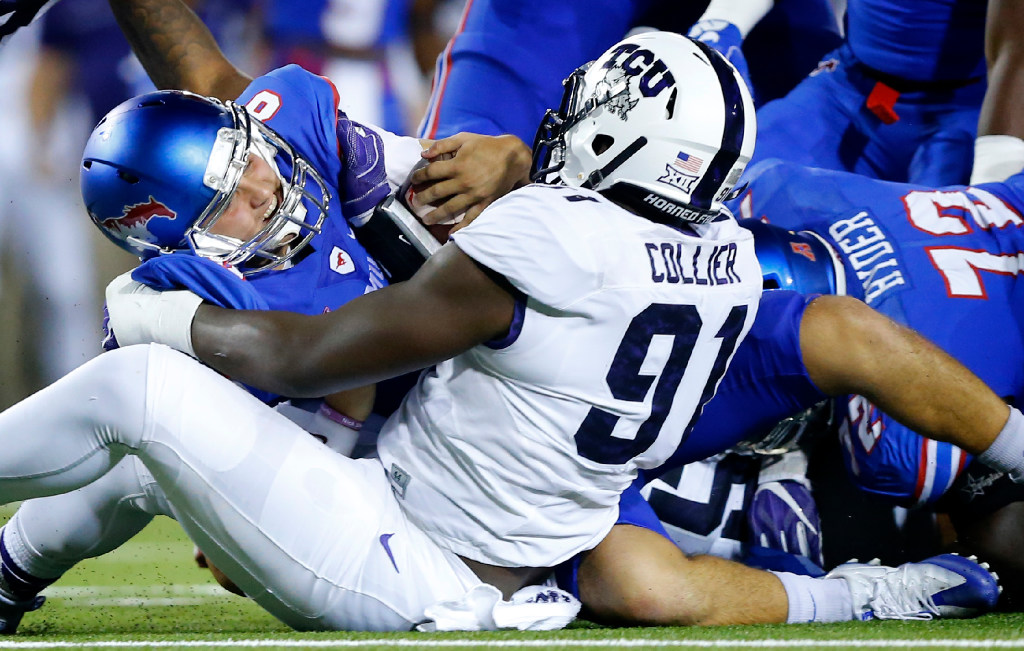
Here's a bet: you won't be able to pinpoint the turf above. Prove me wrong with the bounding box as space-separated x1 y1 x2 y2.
6 514 1024 650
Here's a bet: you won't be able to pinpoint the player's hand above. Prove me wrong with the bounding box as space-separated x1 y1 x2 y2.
338 120 391 227
686 20 754 100
194 547 246 597
748 479 825 568
409 133 532 229
105 270 204 356
0 0 56 42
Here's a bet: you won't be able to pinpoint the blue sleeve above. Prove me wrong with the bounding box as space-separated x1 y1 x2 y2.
235 65 390 224
132 255 269 311
659 290 827 470
236 65 343 189
131 255 279 404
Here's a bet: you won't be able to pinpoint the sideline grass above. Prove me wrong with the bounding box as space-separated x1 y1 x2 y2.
5 514 1024 650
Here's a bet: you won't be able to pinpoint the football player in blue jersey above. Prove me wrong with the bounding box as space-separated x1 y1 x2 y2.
0 14 1006 631
748 0 1021 187
416 0 843 144
719 156 1024 600
645 0 1024 588
0 0 534 633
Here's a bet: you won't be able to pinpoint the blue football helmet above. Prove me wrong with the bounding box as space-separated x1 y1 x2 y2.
81 90 329 274
739 218 846 296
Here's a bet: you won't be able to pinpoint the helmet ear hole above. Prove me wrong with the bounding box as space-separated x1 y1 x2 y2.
116 170 140 184
592 134 615 156
664 88 677 120
763 278 780 290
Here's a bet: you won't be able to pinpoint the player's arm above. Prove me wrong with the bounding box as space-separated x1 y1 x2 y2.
190 241 516 398
108 0 250 100
972 0 1024 183
799 295 1010 455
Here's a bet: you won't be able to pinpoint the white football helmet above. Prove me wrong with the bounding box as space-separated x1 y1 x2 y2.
532 31 756 225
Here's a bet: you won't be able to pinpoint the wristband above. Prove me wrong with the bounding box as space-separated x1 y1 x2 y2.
104 271 203 357
970 135 1024 185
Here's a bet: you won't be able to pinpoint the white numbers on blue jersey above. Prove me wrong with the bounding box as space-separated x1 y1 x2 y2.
842 394 883 462
245 90 283 122
905 188 1024 298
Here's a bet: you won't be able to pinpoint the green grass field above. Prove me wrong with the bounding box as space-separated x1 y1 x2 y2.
4 513 1024 650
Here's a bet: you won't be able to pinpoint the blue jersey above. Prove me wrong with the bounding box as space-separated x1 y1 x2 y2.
847 0 986 82
418 0 638 142
132 66 387 405
235 66 388 314
749 0 988 186
417 0 839 142
733 159 1024 504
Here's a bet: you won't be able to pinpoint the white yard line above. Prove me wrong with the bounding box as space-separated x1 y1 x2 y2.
0 640 1023 648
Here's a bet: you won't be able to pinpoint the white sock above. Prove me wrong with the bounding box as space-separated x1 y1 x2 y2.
697 0 774 37
978 406 1024 480
772 571 854 623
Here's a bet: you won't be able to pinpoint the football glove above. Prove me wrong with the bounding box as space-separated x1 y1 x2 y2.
749 478 824 568
337 118 390 227
104 271 203 357
686 19 754 102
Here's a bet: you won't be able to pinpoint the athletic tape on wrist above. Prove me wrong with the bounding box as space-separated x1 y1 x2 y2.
970 135 1024 185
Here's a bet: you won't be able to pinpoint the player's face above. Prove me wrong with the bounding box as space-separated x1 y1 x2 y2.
212 154 284 242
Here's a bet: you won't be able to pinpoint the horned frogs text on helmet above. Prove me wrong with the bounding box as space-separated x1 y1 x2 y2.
531 31 757 225
81 90 329 275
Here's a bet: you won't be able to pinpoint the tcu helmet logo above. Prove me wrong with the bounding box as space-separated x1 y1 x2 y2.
601 42 676 99
100 196 177 239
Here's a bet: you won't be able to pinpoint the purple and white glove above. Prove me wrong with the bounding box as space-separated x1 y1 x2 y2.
337 119 391 227
101 304 120 352
749 478 824 568
686 20 754 101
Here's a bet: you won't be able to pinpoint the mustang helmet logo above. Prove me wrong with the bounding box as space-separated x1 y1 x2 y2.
100 197 177 244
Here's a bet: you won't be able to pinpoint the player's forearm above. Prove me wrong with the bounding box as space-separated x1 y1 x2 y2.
801 296 1009 455
977 0 1024 139
108 0 251 100
190 306 354 398
189 289 471 399
190 244 515 398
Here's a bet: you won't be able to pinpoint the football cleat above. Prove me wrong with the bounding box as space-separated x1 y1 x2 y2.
0 593 44 634
826 553 1001 620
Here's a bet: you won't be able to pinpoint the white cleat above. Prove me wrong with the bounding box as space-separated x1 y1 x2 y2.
826 553 1001 620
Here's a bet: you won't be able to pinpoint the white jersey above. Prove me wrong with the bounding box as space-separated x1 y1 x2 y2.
376 184 762 567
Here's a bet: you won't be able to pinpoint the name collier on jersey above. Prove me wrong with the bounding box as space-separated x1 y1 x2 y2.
645 241 742 286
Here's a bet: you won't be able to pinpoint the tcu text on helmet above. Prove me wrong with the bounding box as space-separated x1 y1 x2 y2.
601 43 676 98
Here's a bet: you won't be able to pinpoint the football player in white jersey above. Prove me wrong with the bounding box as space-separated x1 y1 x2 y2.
0 11 1004 631
94 30 1002 627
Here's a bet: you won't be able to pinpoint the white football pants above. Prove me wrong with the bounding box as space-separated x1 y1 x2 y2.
0 344 482 631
